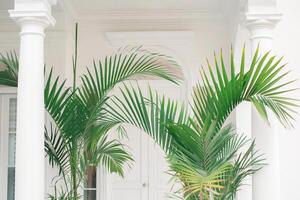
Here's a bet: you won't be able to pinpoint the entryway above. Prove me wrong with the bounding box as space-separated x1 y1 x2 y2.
107 81 185 200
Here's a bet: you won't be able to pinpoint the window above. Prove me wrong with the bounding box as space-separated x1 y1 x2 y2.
84 166 97 200
0 95 17 200
7 98 17 200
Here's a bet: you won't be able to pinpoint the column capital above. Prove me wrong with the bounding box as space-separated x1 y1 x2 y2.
9 10 56 27
244 12 282 40
8 0 57 27
245 12 282 29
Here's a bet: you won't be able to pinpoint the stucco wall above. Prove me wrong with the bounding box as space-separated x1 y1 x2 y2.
0 14 229 197
273 0 300 199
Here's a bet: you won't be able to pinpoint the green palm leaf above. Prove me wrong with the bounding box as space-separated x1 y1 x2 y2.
87 135 133 177
78 46 182 110
101 83 189 151
0 51 18 86
164 47 296 199
193 47 298 130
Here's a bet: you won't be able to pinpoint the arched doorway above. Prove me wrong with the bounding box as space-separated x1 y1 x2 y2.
95 31 194 200
107 80 184 200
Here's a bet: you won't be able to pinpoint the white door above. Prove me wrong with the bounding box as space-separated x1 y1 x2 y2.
110 80 184 200
111 126 149 200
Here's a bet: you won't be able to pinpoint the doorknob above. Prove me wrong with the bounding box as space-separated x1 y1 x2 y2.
142 183 147 187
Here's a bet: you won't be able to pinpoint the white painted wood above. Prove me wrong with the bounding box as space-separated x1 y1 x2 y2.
0 95 9 200
245 3 282 200
8 1 57 200
111 127 149 200
100 30 191 200
106 80 183 200
147 81 183 200
105 31 194 103
0 94 17 200
0 87 17 94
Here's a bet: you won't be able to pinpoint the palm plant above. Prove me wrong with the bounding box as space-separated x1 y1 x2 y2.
101 47 298 199
1 22 297 198
0 25 183 199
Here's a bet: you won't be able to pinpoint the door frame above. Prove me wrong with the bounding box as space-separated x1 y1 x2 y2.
98 80 185 200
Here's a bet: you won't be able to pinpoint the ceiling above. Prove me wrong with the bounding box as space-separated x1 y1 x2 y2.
0 0 239 14
0 0 238 17
70 0 222 12
0 0 239 28
60 0 239 23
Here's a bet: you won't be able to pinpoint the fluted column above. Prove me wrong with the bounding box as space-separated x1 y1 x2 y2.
245 12 282 200
9 1 56 199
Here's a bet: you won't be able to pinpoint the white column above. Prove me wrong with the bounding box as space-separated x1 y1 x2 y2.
9 1 56 200
245 12 282 200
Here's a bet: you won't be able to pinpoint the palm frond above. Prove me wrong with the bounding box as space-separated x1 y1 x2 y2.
193 47 298 130
45 123 71 175
91 135 133 177
100 83 189 151
220 141 265 199
0 51 18 87
78 46 182 110
166 120 263 199
168 150 231 199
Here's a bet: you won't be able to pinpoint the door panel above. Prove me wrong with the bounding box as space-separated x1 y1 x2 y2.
148 142 173 200
108 81 184 200
148 82 183 200
111 125 149 200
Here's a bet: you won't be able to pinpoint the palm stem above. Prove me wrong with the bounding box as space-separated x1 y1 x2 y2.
70 148 78 198
199 193 203 200
72 23 78 92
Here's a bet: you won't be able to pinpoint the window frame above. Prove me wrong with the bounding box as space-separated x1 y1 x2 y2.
0 87 109 200
0 87 17 200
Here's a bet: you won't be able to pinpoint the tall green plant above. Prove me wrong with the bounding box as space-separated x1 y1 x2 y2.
165 47 298 199
101 47 298 199
0 24 183 199
1 23 297 198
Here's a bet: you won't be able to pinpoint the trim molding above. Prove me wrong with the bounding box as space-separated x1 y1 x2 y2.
0 87 17 94
58 1 225 24
78 9 223 22
106 31 195 47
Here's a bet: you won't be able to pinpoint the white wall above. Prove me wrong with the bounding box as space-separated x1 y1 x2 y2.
0 3 241 198
273 0 300 199
2 0 300 198
0 11 69 197
232 0 300 199
47 13 234 197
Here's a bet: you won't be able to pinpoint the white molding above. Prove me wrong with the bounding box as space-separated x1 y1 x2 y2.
0 87 17 94
106 31 195 47
77 9 223 22
245 12 282 25
0 94 17 200
9 10 56 26
105 31 194 98
9 0 58 26
57 0 227 24
244 12 282 41
0 10 66 32
0 95 9 200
